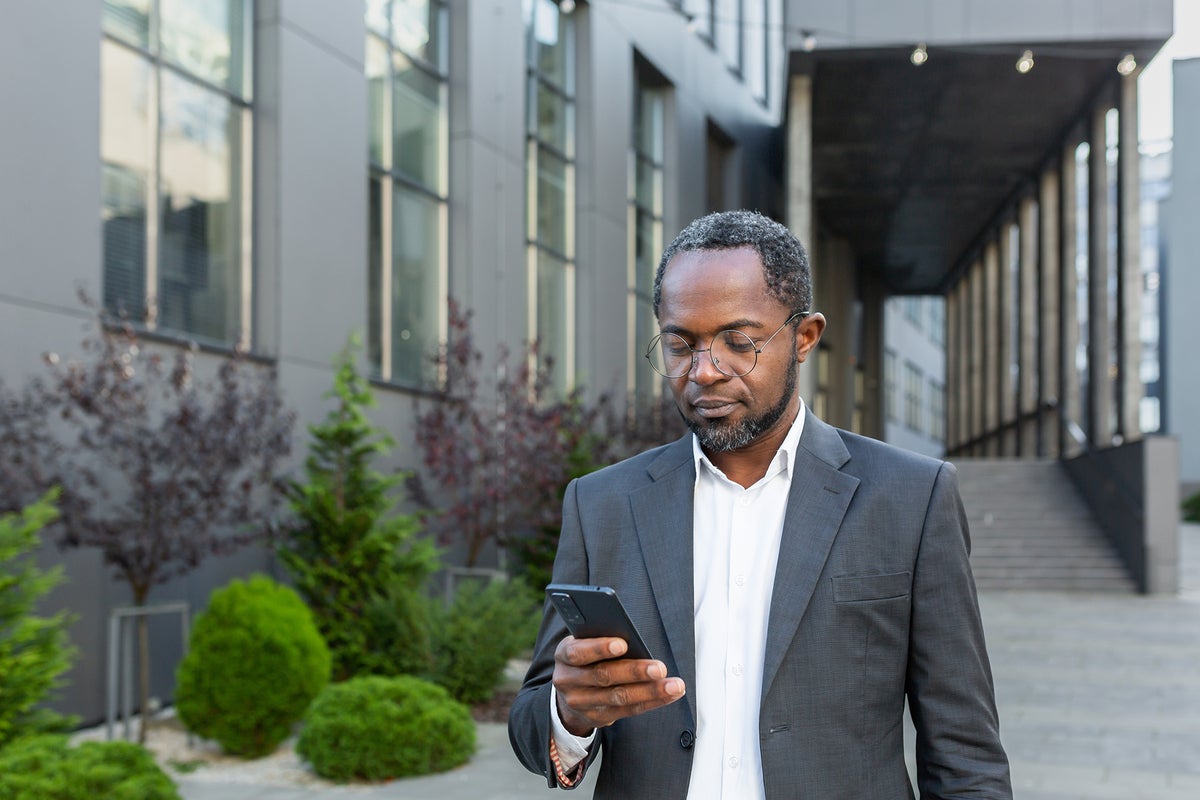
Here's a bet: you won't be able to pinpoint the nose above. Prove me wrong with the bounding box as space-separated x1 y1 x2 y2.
688 347 725 384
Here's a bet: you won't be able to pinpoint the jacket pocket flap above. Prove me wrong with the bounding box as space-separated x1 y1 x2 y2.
832 571 912 602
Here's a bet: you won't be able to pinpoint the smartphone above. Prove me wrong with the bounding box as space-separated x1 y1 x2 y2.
546 583 654 660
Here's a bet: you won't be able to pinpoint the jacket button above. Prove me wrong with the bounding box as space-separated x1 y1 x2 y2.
679 730 695 749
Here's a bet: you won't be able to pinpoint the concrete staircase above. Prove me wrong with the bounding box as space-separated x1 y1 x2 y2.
954 458 1136 592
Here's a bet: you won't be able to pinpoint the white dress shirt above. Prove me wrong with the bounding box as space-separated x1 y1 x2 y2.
552 402 806 800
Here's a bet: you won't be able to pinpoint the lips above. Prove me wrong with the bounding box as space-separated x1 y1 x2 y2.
690 398 739 418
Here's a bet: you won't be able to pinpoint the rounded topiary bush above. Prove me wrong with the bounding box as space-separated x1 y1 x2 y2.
296 675 475 782
175 575 330 757
0 734 180 800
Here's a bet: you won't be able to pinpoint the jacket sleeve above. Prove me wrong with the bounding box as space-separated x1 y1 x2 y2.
508 479 602 789
906 461 1013 799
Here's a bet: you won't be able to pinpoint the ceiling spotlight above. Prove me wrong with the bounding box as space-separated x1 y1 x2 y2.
559 0 575 13
1117 53 1137 76
801 31 817 52
911 43 928 66
1016 49 1034 74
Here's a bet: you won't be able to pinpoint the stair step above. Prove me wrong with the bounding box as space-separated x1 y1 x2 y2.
954 458 1133 593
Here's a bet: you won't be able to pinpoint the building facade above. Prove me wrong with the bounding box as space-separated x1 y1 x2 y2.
0 0 1179 723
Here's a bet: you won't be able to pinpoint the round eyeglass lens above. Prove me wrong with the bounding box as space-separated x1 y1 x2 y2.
646 330 761 378
647 332 693 378
711 330 758 376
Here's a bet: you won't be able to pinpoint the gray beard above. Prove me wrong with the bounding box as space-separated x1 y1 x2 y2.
684 360 798 453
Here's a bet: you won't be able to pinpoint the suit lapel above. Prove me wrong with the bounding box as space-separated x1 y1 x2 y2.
630 436 699 727
761 414 859 700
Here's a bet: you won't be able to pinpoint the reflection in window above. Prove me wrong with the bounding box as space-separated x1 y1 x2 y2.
366 0 448 386
630 66 666 405
525 0 575 394
101 0 252 348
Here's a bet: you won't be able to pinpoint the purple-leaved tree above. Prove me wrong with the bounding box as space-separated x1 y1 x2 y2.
0 307 295 742
409 301 610 568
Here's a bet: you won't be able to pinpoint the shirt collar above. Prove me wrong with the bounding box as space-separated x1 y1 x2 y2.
692 398 807 485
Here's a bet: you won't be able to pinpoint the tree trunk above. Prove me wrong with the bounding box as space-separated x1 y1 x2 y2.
137 612 150 744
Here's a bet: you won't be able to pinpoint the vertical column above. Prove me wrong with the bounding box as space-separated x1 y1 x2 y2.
1018 196 1039 456
1117 72 1143 442
950 284 960 453
957 278 970 451
983 240 1000 455
1039 166 1061 457
1087 102 1112 448
1060 138 1082 457
970 260 985 455
787 73 817 405
998 223 1016 455
860 279 885 440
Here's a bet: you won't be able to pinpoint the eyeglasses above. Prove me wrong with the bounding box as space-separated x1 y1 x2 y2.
644 312 807 378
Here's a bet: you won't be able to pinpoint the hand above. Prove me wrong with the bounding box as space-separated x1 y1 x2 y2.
552 635 687 737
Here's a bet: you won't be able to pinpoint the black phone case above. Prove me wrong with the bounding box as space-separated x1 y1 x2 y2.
545 583 654 660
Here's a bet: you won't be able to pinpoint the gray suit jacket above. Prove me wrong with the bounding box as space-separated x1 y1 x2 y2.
509 412 1012 799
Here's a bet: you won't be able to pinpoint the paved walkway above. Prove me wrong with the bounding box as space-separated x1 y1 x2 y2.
177 524 1200 800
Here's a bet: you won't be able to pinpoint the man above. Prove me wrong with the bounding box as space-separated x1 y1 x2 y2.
509 210 1011 799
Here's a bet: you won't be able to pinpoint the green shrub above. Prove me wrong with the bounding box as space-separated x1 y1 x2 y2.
296 675 474 782
0 734 179 800
360 583 436 678
0 491 77 750
1184 490 1200 523
278 342 439 681
430 579 541 705
175 575 330 757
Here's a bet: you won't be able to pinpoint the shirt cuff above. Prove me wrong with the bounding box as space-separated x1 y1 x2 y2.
549 685 596 772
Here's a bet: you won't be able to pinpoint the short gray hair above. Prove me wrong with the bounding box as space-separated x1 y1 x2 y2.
652 210 813 319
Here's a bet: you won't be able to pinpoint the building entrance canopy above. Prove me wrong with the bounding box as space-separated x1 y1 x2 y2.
794 35 1169 294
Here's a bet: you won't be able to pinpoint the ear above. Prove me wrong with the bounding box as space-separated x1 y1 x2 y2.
794 313 825 363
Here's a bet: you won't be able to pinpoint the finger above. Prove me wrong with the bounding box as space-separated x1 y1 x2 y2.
556 635 633 667
556 657 669 689
559 677 686 729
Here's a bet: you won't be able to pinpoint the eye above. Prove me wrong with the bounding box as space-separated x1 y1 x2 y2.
720 331 757 353
660 335 692 357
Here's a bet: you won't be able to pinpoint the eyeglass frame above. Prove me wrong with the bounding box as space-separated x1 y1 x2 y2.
644 311 810 379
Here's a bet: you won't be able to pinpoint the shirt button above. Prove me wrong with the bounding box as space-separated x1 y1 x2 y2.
737 496 750 508
728 756 739 769
735 574 746 588
731 663 744 677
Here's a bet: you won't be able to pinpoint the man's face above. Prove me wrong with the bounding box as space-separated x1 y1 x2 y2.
656 246 808 453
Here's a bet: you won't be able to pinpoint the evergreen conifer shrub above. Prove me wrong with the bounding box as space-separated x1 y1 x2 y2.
278 342 438 681
0 734 179 800
296 675 475 782
0 491 76 749
175 575 330 757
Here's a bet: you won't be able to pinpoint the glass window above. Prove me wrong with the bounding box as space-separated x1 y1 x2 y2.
904 361 923 432
366 0 449 386
158 69 245 343
525 0 576 395
884 349 898 422
683 0 715 44
743 0 768 100
929 379 945 443
929 296 945 346
160 0 249 95
630 70 667 405
101 0 252 348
